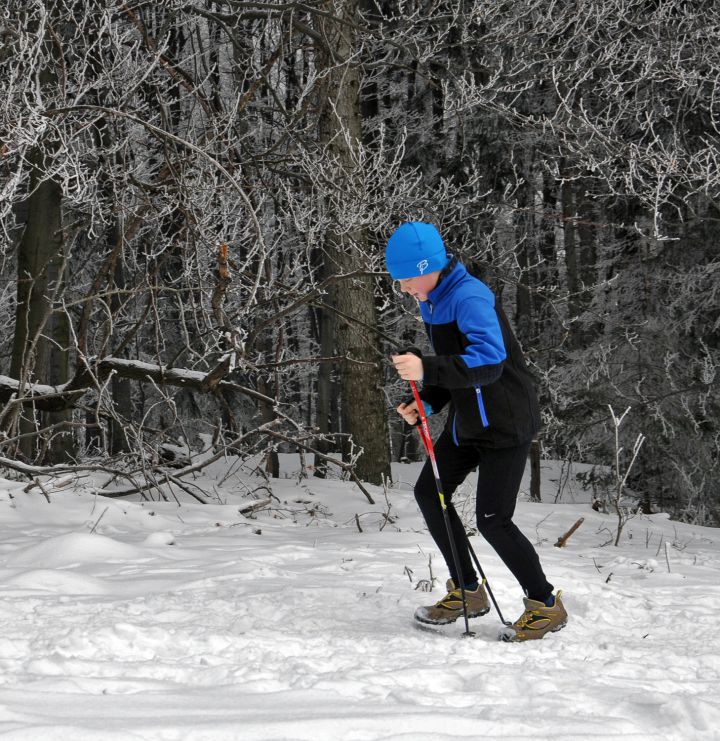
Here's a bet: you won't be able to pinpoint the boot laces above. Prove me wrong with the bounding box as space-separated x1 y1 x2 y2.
515 607 541 630
436 588 461 608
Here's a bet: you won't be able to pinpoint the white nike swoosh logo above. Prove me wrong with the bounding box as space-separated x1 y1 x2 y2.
483 513 495 518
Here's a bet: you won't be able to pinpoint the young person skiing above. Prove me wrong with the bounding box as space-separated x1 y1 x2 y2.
386 221 567 642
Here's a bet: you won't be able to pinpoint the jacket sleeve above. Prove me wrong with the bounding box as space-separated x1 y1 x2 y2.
422 297 506 389
418 384 452 414
399 347 452 414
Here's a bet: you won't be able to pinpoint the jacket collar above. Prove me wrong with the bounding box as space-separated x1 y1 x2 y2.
428 258 466 304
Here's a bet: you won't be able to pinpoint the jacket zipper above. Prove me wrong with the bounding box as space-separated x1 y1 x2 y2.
428 301 435 349
430 300 459 443
475 386 489 427
428 282 489 442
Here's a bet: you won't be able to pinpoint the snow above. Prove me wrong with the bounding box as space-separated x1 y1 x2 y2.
0 457 718 740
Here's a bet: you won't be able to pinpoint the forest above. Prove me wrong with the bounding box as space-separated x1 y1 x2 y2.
1 0 718 524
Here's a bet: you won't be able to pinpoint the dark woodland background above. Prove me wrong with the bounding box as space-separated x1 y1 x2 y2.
1 1 718 524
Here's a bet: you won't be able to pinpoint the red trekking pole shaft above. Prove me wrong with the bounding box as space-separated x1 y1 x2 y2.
409 381 473 636
409 382 442 493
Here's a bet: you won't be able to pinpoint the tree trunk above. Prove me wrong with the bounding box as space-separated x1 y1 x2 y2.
561 170 581 345
313 299 335 478
316 0 391 485
515 167 535 346
9 146 74 462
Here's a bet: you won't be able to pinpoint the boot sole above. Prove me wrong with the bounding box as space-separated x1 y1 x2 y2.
500 618 567 642
414 606 490 626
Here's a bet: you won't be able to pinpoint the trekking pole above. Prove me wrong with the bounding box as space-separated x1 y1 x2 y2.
409 380 474 637
463 530 512 626
409 382 511 628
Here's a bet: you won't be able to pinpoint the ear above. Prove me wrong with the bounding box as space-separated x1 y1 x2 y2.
427 270 442 287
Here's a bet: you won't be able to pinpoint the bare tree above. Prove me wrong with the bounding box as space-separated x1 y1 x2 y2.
0 0 717 522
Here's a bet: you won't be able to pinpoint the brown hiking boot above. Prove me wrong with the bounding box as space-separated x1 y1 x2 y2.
414 579 490 625
501 591 568 642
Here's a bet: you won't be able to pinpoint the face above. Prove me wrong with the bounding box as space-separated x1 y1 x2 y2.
397 271 441 302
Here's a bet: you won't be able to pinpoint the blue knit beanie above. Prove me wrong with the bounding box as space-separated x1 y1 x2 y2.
385 222 449 280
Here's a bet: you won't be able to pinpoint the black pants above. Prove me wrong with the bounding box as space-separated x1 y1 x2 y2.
414 430 553 602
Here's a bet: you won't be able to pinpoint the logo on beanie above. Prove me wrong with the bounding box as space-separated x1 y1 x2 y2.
417 259 429 274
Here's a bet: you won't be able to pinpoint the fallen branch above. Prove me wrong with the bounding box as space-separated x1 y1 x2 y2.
260 427 375 505
0 358 278 412
554 517 585 548
238 497 272 515
164 472 209 505
0 424 279 504
24 477 52 503
94 422 278 499
0 455 135 478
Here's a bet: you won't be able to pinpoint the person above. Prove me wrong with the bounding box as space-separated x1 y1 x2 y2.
386 221 567 641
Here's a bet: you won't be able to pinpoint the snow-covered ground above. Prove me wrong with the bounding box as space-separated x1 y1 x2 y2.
0 454 718 740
